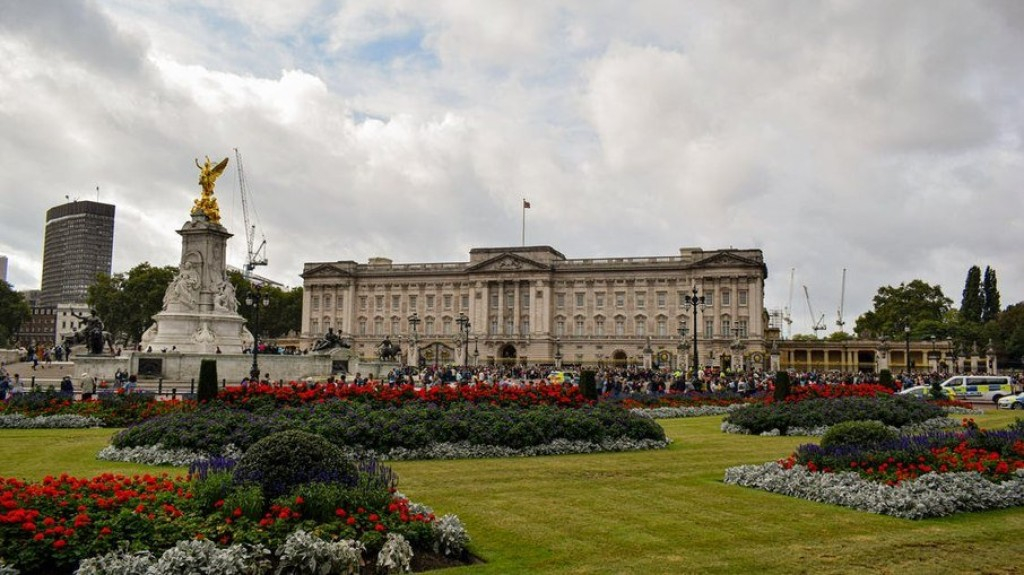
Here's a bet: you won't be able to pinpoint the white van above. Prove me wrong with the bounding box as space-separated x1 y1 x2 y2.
940 375 1015 404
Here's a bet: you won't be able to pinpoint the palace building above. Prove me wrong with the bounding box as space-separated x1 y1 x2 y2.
300 245 769 370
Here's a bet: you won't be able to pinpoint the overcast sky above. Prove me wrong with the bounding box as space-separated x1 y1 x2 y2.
1 1 1021 336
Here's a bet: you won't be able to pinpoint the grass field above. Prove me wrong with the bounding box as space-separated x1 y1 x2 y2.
2 412 1023 574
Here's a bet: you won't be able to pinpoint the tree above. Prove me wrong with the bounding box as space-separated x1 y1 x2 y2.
988 302 1024 366
88 263 177 345
960 266 982 323
853 280 953 339
0 281 31 347
982 266 1000 323
229 271 302 339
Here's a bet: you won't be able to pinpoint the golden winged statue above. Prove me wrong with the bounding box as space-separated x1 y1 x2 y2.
191 156 229 224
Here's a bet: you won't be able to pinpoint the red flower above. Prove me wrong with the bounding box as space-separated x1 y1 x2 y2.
53 539 67 550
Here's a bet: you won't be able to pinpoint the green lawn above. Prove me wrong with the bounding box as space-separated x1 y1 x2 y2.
2 412 1023 574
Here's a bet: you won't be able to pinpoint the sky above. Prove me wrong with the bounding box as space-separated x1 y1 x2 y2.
0 0 1021 337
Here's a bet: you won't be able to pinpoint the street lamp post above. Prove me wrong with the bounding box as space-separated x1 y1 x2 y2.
472 336 479 366
904 324 912 374
456 313 470 366
683 285 707 389
245 285 270 382
928 335 938 372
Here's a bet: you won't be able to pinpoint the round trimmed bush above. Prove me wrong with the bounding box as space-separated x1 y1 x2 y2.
820 420 898 449
233 430 357 498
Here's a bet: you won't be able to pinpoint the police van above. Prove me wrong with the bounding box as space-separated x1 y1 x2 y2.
940 375 1015 404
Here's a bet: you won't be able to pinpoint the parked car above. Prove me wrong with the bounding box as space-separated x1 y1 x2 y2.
996 392 1024 410
898 385 956 400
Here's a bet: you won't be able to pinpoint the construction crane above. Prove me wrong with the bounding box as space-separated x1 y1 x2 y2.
803 285 826 337
234 148 268 277
783 268 795 338
836 268 847 331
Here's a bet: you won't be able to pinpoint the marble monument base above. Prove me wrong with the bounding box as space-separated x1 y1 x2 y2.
140 312 251 355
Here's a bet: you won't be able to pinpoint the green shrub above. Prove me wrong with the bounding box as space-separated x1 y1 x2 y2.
773 371 791 402
820 420 898 449
233 430 357 498
191 470 234 511
197 359 218 402
929 379 945 400
725 395 947 435
580 370 598 400
879 369 893 390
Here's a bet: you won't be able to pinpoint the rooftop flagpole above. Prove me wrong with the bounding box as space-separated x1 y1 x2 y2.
522 198 530 245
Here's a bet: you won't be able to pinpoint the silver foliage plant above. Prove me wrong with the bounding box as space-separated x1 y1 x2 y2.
99 439 667 465
0 414 103 428
433 514 470 557
0 558 20 575
274 529 365 575
631 405 744 419
75 540 271 575
376 532 414 574
724 463 1024 519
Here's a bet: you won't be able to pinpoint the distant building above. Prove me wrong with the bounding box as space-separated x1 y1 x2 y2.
0 255 7 283
302 245 769 370
40 200 115 306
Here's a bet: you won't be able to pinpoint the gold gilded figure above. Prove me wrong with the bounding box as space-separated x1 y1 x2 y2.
191 156 229 224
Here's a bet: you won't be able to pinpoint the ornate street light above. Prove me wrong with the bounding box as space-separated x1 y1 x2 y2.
456 312 470 366
683 285 707 389
244 284 270 382
904 324 912 374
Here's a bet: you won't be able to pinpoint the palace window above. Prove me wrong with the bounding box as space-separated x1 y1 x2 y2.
506 318 515 335
575 293 585 308
738 319 748 337
375 295 383 312
426 295 435 310
636 293 645 309
311 296 320 311
323 294 331 309
739 290 748 306
636 318 646 336
374 318 383 335
657 318 667 336
595 318 605 336
490 318 498 334
391 318 400 334
615 292 625 308
391 295 400 310
409 294 417 310
311 320 319 334
595 293 605 308
360 296 367 311
556 293 565 309
615 318 625 336
704 319 714 338
522 292 530 309
461 294 469 309
358 319 367 335
555 319 565 336
443 294 452 310
722 291 731 306
575 318 585 336
425 318 435 335
722 317 731 337
657 291 667 308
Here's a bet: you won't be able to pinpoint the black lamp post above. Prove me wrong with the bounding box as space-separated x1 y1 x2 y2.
904 324 912 374
683 285 707 388
456 312 470 366
472 336 479 365
245 285 270 382
946 338 958 374
928 335 938 371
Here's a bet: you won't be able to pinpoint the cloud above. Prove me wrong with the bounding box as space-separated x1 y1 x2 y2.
1 0 1022 340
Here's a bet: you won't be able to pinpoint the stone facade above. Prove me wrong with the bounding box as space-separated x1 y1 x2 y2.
301 246 769 370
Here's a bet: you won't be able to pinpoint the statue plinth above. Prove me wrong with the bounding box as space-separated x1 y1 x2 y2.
141 213 253 354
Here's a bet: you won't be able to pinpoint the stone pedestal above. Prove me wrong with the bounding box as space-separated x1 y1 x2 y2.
141 214 253 354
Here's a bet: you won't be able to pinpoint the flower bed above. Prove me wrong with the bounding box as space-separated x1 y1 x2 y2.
611 391 755 409
219 381 591 409
0 459 468 573
724 419 1024 518
0 391 193 427
0 414 103 429
723 395 948 435
111 402 667 458
779 383 895 403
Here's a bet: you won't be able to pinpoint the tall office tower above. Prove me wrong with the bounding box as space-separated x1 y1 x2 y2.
40 200 115 306
0 255 7 283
